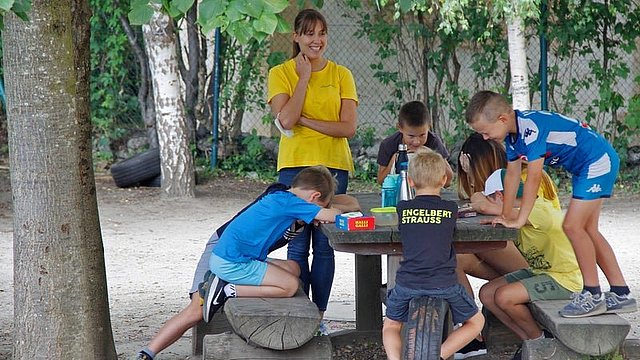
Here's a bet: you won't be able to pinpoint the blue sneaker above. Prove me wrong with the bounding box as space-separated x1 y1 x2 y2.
559 291 606 318
605 292 637 314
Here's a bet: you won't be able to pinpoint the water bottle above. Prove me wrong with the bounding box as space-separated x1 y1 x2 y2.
395 144 409 174
381 174 399 207
398 169 413 201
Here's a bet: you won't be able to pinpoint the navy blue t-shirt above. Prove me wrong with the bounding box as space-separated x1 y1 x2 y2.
377 131 450 167
395 195 458 290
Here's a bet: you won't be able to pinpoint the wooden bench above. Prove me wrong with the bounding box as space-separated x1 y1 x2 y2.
203 332 332 360
522 300 631 359
201 289 323 357
191 311 232 356
402 297 453 360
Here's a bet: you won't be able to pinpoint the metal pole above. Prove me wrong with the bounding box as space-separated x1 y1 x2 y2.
0 79 5 107
539 0 548 110
210 28 222 169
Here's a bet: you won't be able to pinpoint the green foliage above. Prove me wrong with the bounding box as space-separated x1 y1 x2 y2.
353 158 378 183
625 75 640 130
219 130 277 180
90 0 143 152
344 1 509 136
267 51 287 69
0 0 31 28
218 35 271 141
354 126 377 148
617 166 640 194
545 0 640 156
128 0 292 44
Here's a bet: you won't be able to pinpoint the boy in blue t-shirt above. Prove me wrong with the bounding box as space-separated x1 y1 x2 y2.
382 150 484 360
201 165 343 322
135 174 359 360
465 90 636 318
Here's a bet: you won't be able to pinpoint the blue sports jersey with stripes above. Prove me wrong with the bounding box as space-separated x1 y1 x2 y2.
505 110 619 199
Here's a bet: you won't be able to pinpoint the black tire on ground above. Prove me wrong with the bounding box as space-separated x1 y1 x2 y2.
110 148 161 188
627 145 640 166
140 174 161 187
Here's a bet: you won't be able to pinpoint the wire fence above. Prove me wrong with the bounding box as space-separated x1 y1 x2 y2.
240 2 640 149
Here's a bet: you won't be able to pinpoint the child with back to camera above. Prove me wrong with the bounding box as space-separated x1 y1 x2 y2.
465 90 636 318
382 149 484 360
377 100 453 187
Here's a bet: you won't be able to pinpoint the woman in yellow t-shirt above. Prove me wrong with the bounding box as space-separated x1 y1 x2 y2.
267 8 358 330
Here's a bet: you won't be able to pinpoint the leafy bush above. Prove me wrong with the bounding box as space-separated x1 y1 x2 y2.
219 130 277 180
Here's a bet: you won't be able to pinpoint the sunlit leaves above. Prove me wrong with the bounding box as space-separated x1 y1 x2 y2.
197 0 289 43
128 0 156 25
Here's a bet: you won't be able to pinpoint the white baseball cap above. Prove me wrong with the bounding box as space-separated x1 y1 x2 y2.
482 168 524 197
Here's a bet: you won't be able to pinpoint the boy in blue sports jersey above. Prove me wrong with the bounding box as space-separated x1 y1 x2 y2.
201 165 344 322
465 90 637 318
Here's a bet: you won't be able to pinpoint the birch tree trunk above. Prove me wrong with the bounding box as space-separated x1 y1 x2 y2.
507 16 531 110
3 1 117 358
143 8 195 197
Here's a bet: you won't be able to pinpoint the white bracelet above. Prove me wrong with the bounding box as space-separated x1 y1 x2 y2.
274 112 293 137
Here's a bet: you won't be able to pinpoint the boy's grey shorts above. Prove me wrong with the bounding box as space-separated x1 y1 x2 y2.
189 232 219 294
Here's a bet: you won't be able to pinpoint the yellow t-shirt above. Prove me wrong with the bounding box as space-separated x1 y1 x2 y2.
516 196 583 293
268 59 358 172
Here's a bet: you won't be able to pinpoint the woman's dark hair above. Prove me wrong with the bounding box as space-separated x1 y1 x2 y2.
292 9 328 58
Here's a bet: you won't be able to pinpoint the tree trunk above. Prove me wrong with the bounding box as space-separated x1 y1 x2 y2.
177 5 201 143
143 7 195 197
507 16 531 110
3 1 117 358
119 13 158 149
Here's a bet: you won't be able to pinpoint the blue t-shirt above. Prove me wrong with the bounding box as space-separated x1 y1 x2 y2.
213 191 321 262
506 110 615 176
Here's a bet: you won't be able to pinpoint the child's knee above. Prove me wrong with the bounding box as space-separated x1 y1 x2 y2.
478 284 494 305
383 318 402 333
187 294 205 323
465 311 485 332
562 219 581 237
286 260 301 276
284 275 300 297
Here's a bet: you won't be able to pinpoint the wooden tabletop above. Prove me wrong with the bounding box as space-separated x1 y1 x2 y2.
321 192 517 255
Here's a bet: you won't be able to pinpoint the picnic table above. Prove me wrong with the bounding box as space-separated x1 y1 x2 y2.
320 191 518 333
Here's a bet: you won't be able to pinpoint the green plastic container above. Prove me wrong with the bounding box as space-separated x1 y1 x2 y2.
370 207 398 226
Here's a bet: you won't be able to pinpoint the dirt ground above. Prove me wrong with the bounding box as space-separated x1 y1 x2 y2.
1 166 639 359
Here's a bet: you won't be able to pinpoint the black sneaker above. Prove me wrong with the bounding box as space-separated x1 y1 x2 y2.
511 346 522 360
454 339 487 359
201 272 229 322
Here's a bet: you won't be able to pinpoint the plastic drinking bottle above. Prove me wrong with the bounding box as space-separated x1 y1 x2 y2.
381 174 398 207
